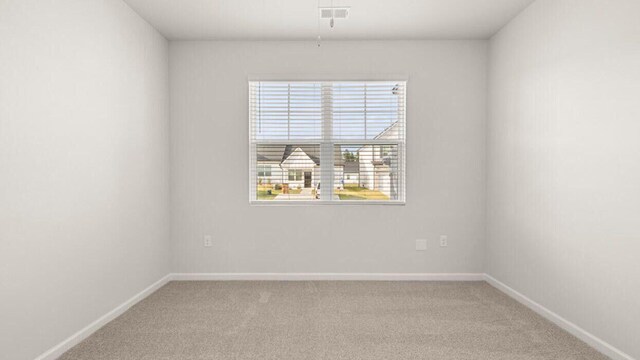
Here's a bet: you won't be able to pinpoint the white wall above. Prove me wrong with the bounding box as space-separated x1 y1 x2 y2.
0 1 170 359
487 0 640 358
170 41 487 274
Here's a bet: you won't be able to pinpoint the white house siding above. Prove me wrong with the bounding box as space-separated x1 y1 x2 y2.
357 147 397 197
374 166 391 197
257 163 285 185
344 172 359 185
333 166 344 189
355 123 401 197
310 167 318 189
280 148 317 170
285 167 319 189
278 148 319 189
372 123 400 196
358 147 375 189
376 124 400 142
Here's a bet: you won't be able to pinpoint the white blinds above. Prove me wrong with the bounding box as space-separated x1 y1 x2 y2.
251 82 323 141
331 83 405 141
250 81 405 203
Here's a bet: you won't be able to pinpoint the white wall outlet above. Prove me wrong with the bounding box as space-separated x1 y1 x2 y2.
203 235 213 247
416 239 427 251
440 235 448 247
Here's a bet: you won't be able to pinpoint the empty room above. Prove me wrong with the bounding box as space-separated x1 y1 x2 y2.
1 0 639 359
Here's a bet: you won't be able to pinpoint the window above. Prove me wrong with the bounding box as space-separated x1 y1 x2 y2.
288 170 303 181
250 81 405 204
257 165 271 177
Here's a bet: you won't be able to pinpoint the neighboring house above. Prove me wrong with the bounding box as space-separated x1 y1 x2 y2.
256 145 319 189
256 122 399 197
357 122 400 198
343 161 360 185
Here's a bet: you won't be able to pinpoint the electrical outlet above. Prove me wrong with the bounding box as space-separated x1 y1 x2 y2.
416 239 427 251
439 235 448 247
203 235 213 247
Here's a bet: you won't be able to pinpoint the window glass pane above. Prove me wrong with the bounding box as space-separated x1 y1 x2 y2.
334 144 400 201
255 144 320 201
332 82 404 141
250 81 405 204
257 165 271 177
252 82 322 141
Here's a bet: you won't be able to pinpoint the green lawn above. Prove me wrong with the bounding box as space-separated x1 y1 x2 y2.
337 194 367 200
340 185 368 192
257 185 301 200
257 189 279 200
336 185 389 200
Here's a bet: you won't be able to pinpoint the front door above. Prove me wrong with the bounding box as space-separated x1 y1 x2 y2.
304 172 312 188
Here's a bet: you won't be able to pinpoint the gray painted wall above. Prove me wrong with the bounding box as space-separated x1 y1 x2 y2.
0 1 170 359
487 0 640 358
169 41 487 274
7 0 639 358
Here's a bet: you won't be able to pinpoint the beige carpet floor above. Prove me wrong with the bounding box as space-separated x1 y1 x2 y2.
59 281 607 360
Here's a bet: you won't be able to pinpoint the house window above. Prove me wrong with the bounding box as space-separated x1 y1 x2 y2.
257 165 271 177
288 170 303 181
250 81 405 203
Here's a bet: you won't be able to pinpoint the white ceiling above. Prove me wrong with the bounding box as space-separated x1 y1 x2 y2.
123 0 535 40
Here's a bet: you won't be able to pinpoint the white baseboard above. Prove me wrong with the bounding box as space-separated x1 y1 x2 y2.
484 274 634 360
171 272 484 281
35 274 172 360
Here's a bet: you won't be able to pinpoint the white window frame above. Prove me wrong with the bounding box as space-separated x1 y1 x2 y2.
249 80 406 206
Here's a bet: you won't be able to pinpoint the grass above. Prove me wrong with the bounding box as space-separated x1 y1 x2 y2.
340 185 369 193
337 194 367 200
257 185 302 200
336 185 390 201
257 189 279 200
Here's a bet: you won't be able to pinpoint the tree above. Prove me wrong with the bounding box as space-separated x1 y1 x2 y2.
343 149 358 162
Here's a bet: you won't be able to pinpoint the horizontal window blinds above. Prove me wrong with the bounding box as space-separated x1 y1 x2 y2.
250 81 405 203
251 82 322 141
331 83 405 141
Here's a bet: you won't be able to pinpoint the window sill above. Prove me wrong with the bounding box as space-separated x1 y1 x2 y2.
249 200 406 206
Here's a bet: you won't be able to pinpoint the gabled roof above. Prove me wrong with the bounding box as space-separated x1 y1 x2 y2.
256 145 320 165
282 145 320 165
256 145 287 162
257 123 399 165
374 121 400 140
